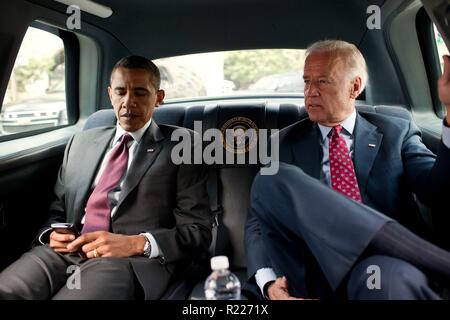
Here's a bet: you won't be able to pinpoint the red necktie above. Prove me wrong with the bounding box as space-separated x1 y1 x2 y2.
329 125 362 202
82 134 133 234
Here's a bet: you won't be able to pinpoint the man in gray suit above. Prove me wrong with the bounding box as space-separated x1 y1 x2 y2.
0 56 211 299
245 40 450 300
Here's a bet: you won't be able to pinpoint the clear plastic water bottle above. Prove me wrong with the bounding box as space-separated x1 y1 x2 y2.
204 255 241 300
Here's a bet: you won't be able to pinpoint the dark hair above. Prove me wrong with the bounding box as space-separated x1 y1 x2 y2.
110 55 161 89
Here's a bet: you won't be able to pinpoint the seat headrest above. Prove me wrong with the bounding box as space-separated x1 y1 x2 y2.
82 104 412 132
83 109 116 130
83 106 188 131
356 104 411 121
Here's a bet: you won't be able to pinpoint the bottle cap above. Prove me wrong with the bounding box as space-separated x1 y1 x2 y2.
210 255 229 270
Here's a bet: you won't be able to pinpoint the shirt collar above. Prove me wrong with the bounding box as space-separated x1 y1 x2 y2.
113 118 152 145
317 109 357 142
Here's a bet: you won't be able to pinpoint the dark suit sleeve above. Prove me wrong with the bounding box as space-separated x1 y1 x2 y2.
244 132 295 282
402 119 450 205
151 154 212 264
244 130 296 281
245 203 273 280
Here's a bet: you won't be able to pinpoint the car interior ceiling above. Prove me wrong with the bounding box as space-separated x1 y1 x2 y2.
0 0 449 299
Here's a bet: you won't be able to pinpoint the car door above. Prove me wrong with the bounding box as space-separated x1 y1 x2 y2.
0 11 78 270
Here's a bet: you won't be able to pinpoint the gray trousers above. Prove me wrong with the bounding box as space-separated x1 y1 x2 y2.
0 245 141 300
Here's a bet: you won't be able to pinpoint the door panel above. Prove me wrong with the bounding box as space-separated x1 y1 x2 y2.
0 143 65 270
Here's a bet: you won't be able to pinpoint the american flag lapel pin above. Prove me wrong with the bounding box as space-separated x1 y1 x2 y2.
147 148 155 152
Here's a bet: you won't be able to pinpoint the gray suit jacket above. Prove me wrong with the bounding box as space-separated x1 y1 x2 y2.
41 121 212 299
245 111 450 294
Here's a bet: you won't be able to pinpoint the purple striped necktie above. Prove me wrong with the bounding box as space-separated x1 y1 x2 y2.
82 133 133 234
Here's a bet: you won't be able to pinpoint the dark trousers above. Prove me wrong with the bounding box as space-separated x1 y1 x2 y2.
0 245 142 299
347 255 440 299
252 162 440 299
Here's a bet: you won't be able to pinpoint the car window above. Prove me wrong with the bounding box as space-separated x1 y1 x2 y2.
0 26 67 136
434 24 449 73
154 49 306 101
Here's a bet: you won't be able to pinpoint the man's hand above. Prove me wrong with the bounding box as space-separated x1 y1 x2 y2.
66 232 146 259
49 231 78 253
267 276 317 300
438 55 450 124
266 276 305 300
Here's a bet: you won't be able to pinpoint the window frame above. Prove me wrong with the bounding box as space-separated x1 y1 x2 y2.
416 8 446 119
0 21 79 142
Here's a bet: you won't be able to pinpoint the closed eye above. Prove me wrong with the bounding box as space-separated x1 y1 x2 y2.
134 89 149 96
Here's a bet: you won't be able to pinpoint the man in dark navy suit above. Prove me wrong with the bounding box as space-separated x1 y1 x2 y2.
246 40 450 300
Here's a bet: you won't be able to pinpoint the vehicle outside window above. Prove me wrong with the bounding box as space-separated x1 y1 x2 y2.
158 62 207 99
248 71 304 93
154 49 305 101
0 26 67 136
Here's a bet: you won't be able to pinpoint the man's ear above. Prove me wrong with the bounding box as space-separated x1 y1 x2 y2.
156 89 165 106
107 86 113 102
350 76 362 99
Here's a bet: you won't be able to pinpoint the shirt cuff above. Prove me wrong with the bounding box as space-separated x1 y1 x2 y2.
38 228 53 245
442 121 450 149
255 268 277 297
141 232 160 259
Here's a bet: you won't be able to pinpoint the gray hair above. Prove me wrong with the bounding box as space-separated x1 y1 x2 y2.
306 40 368 91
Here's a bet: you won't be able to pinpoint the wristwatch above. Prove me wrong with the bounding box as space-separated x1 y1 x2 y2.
142 236 151 258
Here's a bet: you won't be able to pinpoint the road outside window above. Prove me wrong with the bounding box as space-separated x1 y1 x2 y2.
0 27 67 136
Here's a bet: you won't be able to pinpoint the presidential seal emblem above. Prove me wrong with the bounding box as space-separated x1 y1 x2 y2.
220 117 258 154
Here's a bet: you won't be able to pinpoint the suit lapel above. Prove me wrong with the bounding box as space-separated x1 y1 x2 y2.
74 128 115 221
114 121 165 215
354 113 383 197
291 120 322 179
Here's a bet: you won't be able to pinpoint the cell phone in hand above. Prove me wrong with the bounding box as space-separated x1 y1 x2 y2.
51 223 80 237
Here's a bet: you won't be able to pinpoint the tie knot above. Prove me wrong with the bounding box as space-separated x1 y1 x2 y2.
332 125 343 135
120 134 133 145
